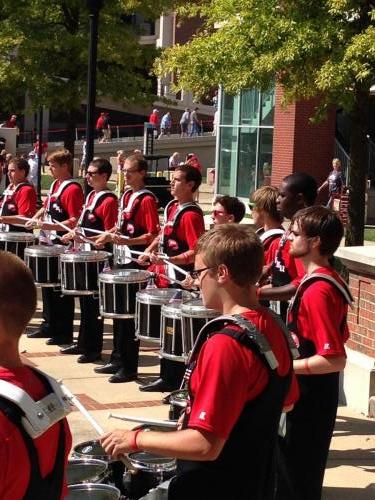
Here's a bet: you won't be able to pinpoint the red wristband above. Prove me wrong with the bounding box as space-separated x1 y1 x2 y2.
304 357 312 374
129 429 143 452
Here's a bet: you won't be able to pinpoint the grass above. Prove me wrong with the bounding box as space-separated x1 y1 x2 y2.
364 228 375 242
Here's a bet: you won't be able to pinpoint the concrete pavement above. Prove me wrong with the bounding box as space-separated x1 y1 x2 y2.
20 293 375 499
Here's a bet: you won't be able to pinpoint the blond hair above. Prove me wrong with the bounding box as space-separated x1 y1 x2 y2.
195 224 264 286
251 186 282 222
48 149 73 173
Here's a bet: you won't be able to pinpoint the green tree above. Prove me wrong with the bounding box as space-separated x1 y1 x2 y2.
0 0 172 152
157 0 375 245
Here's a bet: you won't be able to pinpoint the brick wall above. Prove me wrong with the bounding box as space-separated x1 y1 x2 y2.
271 86 336 195
347 272 375 358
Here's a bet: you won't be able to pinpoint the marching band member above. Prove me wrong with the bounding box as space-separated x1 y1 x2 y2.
211 195 245 226
276 206 352 500
26 150 84 346
0 157 37 231
94 155 160 383
139 164 205 393
0 252 72 499
60 158 118 363
101 224 299 500
257 173 317 319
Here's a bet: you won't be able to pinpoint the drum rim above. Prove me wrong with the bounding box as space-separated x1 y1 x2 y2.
161 303 182 315
136 289 191 305
181 299 218 317
72 440 111 462
169 389 189 407
67 482 120 496
60 251 111 262
0 232 35 242
24 244 65 256
128 451 176 472
67 458 108 485
98 268 150 283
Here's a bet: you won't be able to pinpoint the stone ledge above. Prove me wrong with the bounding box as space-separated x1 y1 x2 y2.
335 246 375 276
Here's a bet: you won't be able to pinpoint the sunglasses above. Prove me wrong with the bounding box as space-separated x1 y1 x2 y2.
211 209 226 217
189 267 216 280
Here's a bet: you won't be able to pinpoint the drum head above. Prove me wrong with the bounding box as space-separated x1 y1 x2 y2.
181 299 219 318
67 459 108 485
161 302 182 317
169 389 189 408
60 251 111 262
128 452 176 473
67 483 120 500
99 268 150 284
73 440 109 462
24 244 65 257
136 288 191 305
0 231 35 242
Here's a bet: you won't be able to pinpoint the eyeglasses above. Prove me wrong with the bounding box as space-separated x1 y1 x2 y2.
189 267 216 280
211 210 226 217
86 171 99 177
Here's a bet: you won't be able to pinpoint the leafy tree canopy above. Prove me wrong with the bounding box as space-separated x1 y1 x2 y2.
157 0 375 116
0 0 174 114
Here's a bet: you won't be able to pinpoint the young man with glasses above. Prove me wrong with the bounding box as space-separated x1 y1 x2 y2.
60 158 118 363
93 155 160 383
139 164 205 393
276 206 352 500
101 224 298 499
26 149 84 346
211 195 245 226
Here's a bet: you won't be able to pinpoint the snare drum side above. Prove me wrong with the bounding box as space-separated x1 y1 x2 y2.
160 305 184 362
136 300 162 343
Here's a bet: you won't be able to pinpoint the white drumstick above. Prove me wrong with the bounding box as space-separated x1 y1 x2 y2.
129 249 148 256
61 384 137 473
159 257 190 277
52 219 93 246
109 413 178 429
79 227 112 235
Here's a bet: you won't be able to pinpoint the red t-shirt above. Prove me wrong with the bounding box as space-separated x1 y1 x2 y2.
149 113 159 126
167 204 205 251
0 367 72 499
289 267 349 357
122 192 160 236
87 192 118 231
3 184 37 218
44 181 84 223
188 309 299 440
268 237 305 286
96 116 104 129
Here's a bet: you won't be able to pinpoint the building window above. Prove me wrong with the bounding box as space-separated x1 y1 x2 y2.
217 87 274 198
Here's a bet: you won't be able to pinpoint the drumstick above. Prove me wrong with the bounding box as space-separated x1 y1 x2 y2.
159 257 190 277
156 272 193 289
79 227 113 235
52 219 94 246
60 383 138 473
109 413 178 429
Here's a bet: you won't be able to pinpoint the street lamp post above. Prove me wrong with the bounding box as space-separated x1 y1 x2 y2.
84 0 103 193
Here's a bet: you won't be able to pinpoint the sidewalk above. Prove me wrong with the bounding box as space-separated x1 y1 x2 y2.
19 293 375 499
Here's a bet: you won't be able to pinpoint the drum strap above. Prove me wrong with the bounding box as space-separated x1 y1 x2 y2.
78 189 116 228
0 369 66 499
259 228 284 243
160 200 203 253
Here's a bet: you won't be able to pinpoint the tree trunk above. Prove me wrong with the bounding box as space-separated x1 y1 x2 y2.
345 89 369 246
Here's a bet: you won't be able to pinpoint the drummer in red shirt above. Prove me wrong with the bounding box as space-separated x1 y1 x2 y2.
94 155 160 383
101 224 299 500
138 164 205 393
276 206 352 500
0 157 37 231
26 149 84 346
60 158 118 364
0 252 72 499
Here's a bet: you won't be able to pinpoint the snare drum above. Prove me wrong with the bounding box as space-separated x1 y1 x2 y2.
67 459 108 485
99 269 150 319
181 299 219 359
135 289 191 344
66 483 120 500
60 251 110 295
112 244 131 265
160 302 183 361
0 231 35 260
72 440 125 493
25 245 64 287
125 451 176 500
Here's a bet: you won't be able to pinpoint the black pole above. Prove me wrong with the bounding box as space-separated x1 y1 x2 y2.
37 106 43 205
84 0 103 195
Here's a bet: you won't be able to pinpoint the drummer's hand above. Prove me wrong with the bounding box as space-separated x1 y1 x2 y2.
181 275 196 290
25 218 40 229
149 252 165 266
95 233 112 247
100 430 135 458
258 263 273 286
60 231 75 244
137 252 151 266
177 412 185 431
